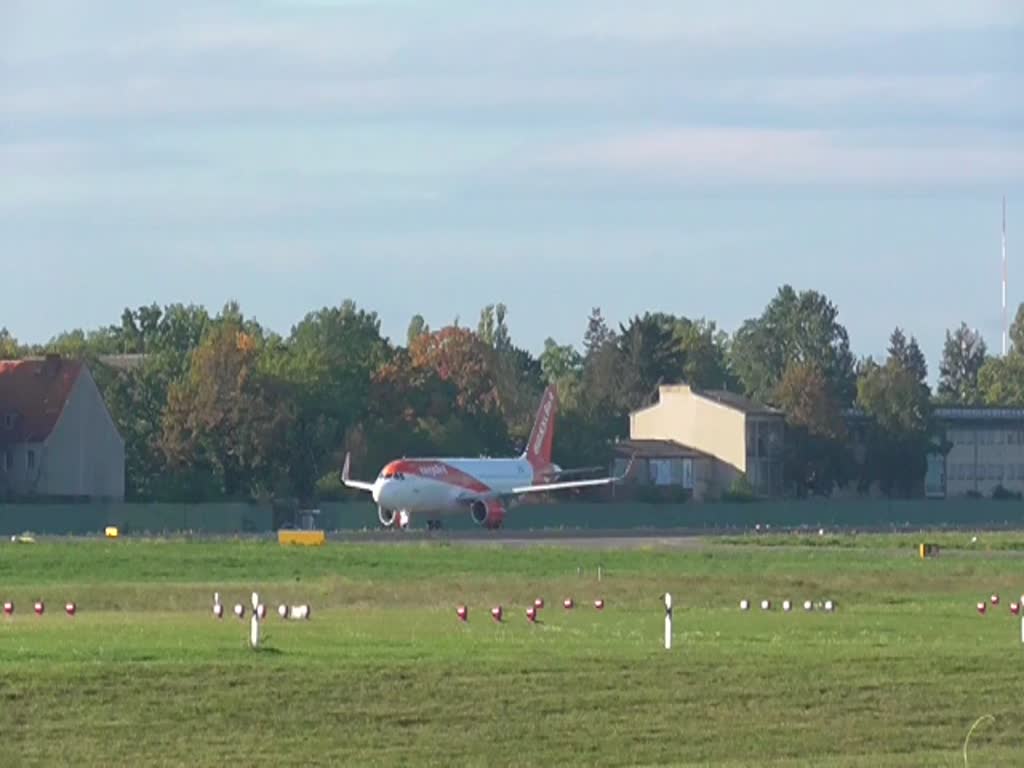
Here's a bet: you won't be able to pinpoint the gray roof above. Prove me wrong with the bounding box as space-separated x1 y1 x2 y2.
699 389 781 416
934 406 1024 421
845 406 1024 423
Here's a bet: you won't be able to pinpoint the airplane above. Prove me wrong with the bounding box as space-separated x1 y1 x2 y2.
340 384 632 530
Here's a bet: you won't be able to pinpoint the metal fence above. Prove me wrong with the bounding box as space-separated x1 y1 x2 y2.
2 498 1024 535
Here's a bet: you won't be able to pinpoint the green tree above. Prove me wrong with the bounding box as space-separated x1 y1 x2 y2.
617 313 686 406
540 338 583 385
582 307 614 357
477 303 511 351
856 335 933 498
273 301 389 501
161 321 291 499
406 314 430 346
774 362 850 496
887 327 928 388
476 304 541 444
0 328 20 359
673 317 737 390
937 323 987 404
538 337 582 403
979 352 1024 406
1010 303 1024 354
730 285 856 406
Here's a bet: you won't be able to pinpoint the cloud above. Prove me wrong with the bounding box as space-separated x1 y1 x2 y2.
4 0 1022 127
532 127 1024 186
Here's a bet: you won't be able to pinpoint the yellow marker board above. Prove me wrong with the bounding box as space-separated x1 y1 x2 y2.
278 530 325 546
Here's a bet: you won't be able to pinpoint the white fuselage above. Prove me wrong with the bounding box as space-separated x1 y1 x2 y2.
372 456 558 516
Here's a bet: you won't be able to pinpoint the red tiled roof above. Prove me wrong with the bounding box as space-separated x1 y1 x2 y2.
0 357 83 444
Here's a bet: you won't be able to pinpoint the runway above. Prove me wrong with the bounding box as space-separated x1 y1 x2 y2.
327 528 714 549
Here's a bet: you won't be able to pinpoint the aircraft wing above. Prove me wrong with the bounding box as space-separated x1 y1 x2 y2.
546 466 607 479
509 475 624 494
339 453 376 493
509 454 635 495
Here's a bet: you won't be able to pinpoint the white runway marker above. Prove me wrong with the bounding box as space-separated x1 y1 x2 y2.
663 593 672 650
250 613 260 649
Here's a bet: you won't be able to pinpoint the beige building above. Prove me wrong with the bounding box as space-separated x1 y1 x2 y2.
0 355 125 501
625 384 785 499
933 407 1024 498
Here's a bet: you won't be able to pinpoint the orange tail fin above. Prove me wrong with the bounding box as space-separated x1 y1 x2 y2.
524 385 558 469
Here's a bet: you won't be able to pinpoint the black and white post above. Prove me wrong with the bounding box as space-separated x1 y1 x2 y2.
663 592 673 650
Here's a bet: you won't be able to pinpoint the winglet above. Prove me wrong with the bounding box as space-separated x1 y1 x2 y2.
615 453 637 482
339 453 377 493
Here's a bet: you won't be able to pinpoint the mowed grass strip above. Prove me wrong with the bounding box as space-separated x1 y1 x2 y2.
0 536 1022 766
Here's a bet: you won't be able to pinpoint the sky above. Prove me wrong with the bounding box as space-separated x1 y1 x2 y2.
2 0 1023 376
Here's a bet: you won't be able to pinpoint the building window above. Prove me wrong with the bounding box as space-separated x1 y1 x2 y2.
27 450 35 470
2 413 13 429
3 451 10 471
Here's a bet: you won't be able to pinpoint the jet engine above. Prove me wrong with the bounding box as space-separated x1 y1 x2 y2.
470 499 505 529
378 507 409 528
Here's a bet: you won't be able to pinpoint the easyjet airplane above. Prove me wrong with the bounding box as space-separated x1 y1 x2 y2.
341 385 630 530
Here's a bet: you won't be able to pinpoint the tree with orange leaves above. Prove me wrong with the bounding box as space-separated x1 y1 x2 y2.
161 319 291 498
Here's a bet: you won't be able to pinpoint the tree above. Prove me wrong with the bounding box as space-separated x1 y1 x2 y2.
773 362 850 496
617 313 686 407
1010 302 1024 354
540 338 582 385
0 328 19 359
273 300 390 501
730 285 856 407
407 314 430 346
97 352 185 500
583 307 614 358
477 303 511 351
646 313 737 390
161 321 291 498
887 327 928 387
856 352 932 498
937 323 987 404
407 326 509 453
979 353 1024 407
775 362 847 441
474 304 541 443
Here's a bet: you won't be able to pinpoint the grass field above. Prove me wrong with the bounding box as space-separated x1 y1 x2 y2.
2 531 1024 766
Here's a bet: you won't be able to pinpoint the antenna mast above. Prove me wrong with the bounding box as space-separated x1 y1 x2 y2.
1003 196 1008 356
